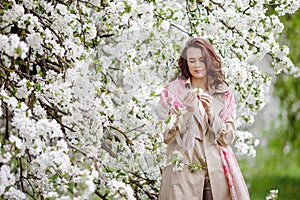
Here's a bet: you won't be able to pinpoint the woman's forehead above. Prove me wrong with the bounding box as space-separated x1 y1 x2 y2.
186 47 203 59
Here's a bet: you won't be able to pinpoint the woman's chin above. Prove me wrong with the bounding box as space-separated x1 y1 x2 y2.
192 73 206 79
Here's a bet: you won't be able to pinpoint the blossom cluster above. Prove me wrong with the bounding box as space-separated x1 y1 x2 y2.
0 0 298 199
235 131 260 157
266 189 279 200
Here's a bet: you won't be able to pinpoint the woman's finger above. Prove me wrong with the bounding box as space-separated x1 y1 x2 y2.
200 96 209 103
181 90 196 106
200 94 211 103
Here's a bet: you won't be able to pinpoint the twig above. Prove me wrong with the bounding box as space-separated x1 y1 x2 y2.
77 0 86 47
77 0 102 9
108 125 133 145
19 158 25 191
66 141 108 183
126 123 146 133
170 23 191 36
5 104 9 141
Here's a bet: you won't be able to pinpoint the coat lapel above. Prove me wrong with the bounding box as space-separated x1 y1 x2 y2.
183 78 229 132
183 79 204 125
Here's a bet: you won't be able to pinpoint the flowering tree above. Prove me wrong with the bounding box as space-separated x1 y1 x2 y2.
0 0 299 199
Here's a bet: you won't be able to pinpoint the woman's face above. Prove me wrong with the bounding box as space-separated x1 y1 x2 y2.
186 47 207 79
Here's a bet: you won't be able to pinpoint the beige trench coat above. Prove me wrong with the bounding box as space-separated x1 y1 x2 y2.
157 77 236 200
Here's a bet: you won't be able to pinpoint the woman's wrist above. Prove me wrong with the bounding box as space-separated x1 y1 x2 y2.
207 112 214 125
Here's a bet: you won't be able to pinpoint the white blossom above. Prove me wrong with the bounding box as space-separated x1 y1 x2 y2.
1 34 29 59
4 187 26 200
0 0 299 198
0 165 15 195
108 180 135 200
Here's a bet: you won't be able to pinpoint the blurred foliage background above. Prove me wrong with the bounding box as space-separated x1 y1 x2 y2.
239 9 300 200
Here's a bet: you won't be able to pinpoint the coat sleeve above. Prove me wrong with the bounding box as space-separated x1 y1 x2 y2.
157 88 191 144
157 96 176 144
208 91 236 146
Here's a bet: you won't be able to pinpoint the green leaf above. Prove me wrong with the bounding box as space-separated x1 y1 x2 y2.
132 96 139 103
35 83 41 91
26 81 32 89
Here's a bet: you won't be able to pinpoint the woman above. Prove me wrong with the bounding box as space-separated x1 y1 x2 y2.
157 38 250 200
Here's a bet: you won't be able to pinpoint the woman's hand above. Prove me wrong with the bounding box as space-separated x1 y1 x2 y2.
199 93 213 120
181 90 197 112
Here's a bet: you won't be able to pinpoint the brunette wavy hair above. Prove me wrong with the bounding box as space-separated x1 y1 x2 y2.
178 38 227 87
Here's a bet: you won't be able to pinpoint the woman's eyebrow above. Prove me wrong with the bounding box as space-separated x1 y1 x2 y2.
188 56 204 59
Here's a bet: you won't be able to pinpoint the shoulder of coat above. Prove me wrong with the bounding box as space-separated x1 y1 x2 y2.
210 83 228 103
210 82 228 94
165 76 186 90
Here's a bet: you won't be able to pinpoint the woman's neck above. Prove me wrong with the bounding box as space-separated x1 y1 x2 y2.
191 77 208 91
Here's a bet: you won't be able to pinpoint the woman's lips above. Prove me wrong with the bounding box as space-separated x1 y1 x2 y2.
194 69 203 73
